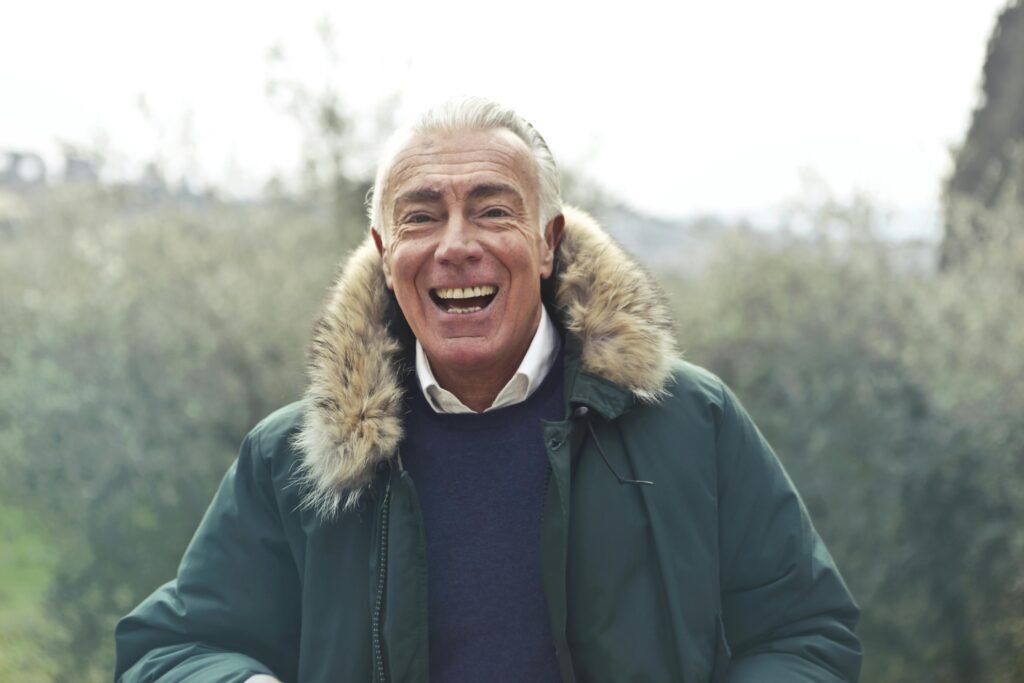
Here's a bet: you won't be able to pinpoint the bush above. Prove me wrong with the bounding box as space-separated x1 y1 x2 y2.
660 192 1024 682
0 185 358 679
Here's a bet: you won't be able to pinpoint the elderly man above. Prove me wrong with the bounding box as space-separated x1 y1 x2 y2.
115 98 862 682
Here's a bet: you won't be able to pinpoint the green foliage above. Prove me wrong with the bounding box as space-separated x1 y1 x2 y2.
661 191 1024 682
0 185 358 680
0 504 63 682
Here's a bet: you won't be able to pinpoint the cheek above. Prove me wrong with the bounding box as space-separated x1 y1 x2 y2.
386 244 433 301
508 222 541 244
499 233 547 277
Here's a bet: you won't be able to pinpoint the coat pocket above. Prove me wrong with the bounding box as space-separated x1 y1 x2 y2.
710 613 732 683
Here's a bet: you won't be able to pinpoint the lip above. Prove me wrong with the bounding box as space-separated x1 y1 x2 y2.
438 305 491 318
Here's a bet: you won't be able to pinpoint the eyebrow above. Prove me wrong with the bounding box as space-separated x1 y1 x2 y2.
393 183 526 211
394 188 443 207
468 183 525 210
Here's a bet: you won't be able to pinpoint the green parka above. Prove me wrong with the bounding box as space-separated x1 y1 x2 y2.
115 208 862 683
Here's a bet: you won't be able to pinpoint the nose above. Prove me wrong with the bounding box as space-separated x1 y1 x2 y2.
434 214 483 265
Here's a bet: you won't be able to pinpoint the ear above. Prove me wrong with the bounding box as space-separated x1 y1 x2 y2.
371 227 394 289
539 214 564 279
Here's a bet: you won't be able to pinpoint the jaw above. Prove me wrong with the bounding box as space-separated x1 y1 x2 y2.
415 286 536 377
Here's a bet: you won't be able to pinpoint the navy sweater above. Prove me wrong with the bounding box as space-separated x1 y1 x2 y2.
400 361 564 683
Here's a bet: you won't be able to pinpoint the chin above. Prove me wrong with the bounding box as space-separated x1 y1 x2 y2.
429 338 503 373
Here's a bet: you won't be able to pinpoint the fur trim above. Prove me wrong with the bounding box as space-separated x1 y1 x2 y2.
295 206 677 518
554 207 677 403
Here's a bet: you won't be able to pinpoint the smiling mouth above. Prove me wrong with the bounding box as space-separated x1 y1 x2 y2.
430 285 499 314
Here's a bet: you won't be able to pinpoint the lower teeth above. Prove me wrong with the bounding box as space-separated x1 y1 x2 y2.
448 305 482 314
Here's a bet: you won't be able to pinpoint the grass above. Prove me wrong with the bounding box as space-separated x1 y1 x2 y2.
0 503 63 680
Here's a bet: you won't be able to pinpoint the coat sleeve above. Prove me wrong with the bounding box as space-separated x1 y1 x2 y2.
115 429 302 683
714 383 863 683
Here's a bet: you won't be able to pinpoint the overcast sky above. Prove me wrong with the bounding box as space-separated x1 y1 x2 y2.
1 0 1010 235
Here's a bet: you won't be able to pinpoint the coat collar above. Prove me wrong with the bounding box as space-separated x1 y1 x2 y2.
294 206 677 518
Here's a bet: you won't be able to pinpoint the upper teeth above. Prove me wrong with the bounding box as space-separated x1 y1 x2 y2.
436 285 497 299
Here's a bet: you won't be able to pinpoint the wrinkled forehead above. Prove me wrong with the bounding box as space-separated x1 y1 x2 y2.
384 128 539 210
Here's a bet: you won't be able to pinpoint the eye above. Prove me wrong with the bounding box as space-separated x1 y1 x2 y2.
481 207 510 218
403 213 433 224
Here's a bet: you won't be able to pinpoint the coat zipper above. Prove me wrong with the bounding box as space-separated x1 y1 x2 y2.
372 473 392 683
542 420 577 683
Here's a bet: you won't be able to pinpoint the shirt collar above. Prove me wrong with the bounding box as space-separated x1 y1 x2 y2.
415 304 561 413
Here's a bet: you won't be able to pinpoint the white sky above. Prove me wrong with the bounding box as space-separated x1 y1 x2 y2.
0 0 1010 235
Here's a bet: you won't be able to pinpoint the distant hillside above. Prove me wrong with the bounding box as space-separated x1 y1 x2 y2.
590 202 725 271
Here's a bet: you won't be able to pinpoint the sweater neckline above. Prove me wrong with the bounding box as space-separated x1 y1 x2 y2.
403 346 565 433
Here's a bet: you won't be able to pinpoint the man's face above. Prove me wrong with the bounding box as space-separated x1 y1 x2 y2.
374 128 560 384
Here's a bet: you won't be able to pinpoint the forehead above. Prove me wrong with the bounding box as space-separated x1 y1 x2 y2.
386 128 537 206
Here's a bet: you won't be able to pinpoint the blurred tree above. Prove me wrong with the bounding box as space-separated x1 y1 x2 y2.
0 184 357 679
901 188 1024 683
264 20 394 237
661 186 1024 683
942 0 1024 268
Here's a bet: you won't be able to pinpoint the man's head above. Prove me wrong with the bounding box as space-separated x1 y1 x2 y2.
370 98 564 399
369 97 562 241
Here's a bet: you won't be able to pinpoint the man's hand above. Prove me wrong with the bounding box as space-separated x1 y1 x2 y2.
245 676 282 683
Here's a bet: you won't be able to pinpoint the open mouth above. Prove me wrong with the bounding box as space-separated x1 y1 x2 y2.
430 285 499 314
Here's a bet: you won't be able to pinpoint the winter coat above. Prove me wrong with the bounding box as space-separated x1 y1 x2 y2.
115 207 862 683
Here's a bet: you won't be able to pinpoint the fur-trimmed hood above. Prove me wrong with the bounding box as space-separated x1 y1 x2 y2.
295 206 677 518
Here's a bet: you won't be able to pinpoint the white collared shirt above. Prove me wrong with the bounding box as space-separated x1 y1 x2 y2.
415 305 561 414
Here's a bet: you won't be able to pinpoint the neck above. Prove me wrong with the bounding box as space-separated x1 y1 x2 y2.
430 345 529 413
428 308 542 412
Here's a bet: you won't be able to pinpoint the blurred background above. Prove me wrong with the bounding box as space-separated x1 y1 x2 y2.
1 1 1022 681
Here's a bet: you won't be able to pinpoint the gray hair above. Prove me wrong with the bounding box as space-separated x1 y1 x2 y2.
368 97 562 239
